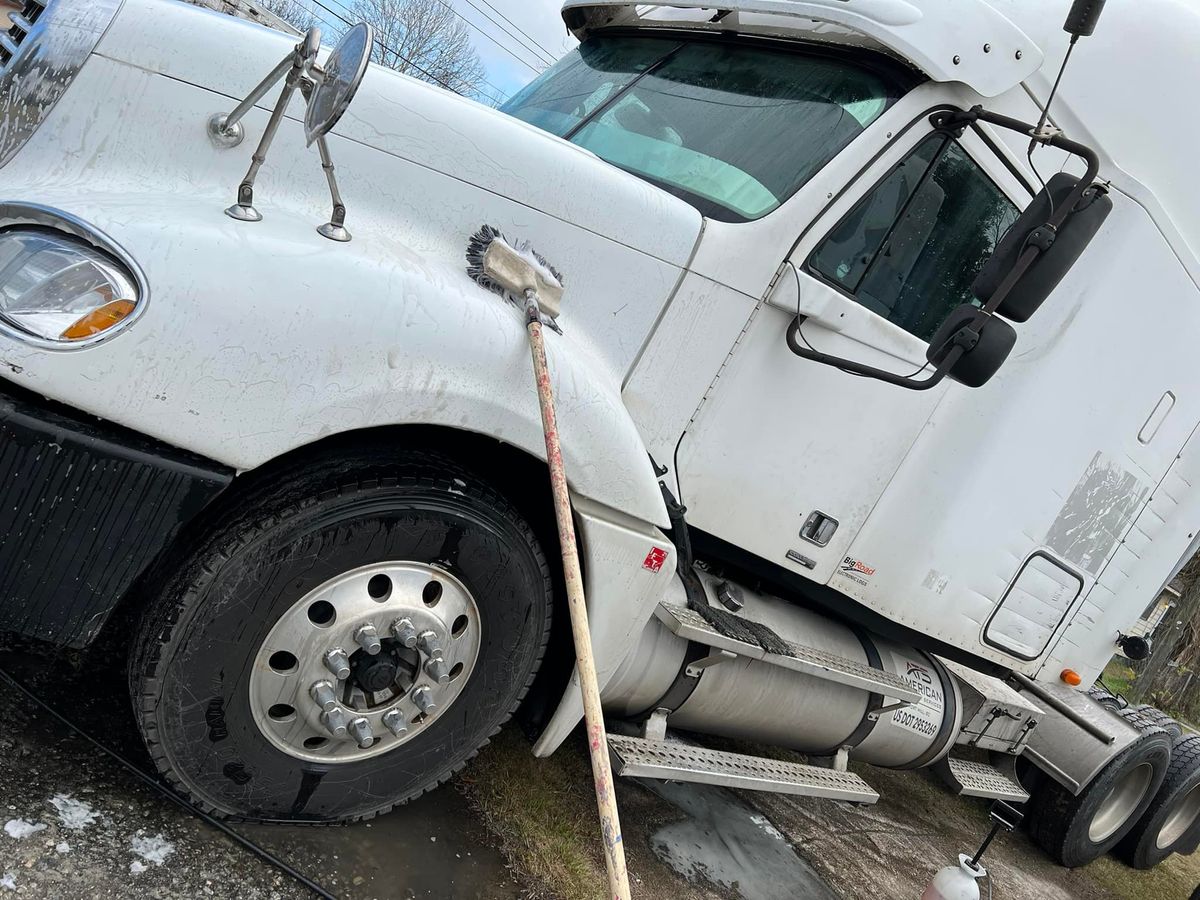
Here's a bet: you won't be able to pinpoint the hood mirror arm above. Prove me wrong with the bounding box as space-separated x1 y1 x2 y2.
300 78 352 242
210 28 321 223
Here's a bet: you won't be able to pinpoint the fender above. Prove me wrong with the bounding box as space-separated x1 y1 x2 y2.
0 195 671 528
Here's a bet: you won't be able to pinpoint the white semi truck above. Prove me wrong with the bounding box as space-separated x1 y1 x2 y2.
2 0 1199 876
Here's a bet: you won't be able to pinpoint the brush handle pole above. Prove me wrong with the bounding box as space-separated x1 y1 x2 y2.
525 294 632 900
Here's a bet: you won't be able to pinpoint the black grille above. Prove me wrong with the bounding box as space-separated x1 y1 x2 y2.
0 378 232 647
0 0 47 69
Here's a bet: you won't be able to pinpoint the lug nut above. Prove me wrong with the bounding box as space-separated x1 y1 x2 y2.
382 709 407 736
413 685 436 714
390 617 418 648
348 716 374 749
424 657 450 685
321 707 349 738
417 630 443 660
323 648 351 680
354 624 382 655
309 681 338 713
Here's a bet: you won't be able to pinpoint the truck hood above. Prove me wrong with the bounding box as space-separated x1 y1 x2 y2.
93 0 703 272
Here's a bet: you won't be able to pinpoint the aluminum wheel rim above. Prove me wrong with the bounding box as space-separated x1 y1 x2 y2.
249 561 481 764
1089 762 1154 843
1156 783 1200 849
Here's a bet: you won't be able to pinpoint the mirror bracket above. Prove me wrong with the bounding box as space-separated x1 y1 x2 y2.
786 105 1102 390
220 28 322 223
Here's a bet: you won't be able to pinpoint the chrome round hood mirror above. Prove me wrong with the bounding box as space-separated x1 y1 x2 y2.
304 23 374 146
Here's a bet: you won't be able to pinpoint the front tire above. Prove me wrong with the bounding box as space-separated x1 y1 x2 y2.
130 449 552 822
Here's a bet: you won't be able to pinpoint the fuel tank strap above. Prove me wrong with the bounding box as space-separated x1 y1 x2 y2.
633 641 712 719
812 626 885 756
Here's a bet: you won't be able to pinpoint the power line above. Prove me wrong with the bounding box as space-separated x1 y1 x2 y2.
304 0 509 104
456 0 555 66
473 0 561 64
308 0 508 103
428 0 545 73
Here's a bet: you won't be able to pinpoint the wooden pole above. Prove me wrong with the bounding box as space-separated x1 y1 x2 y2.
524 293 632 900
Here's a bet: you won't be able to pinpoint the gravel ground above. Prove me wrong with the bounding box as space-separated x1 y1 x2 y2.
3 630 1196 900
0 641 521 900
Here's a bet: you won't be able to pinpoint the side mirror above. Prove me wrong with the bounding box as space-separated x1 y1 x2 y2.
926 305 1016 388
973 172 1112 322
1117 633 1152 661
304 22 374 146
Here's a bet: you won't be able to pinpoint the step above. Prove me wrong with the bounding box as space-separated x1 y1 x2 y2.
655 603 921 703
935 755 1030 802
607 734 879 803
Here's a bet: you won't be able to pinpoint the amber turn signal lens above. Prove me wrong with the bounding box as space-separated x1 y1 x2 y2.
1060 668 1082 686
60 299 136 341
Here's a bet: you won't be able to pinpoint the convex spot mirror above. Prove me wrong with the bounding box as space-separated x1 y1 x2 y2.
305 22 374 146
973 172 1112 322
926 305 1016 388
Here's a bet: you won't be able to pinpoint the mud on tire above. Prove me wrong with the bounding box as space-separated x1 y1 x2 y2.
129 448 553 822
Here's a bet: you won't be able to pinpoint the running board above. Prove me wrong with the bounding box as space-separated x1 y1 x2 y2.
654 603 921 703
934 755 1030 803
607 735 879 803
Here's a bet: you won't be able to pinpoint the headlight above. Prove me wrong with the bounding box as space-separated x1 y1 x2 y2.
0 229 141 344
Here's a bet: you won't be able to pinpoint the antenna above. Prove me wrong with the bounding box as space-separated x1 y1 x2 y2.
1027 0 1108 153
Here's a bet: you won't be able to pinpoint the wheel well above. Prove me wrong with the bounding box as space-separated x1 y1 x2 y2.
96 425 577 728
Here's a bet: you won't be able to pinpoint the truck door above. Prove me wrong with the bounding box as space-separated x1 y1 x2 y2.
676 120 1031 583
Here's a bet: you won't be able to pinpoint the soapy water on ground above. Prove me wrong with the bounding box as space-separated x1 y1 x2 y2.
644 779 840 900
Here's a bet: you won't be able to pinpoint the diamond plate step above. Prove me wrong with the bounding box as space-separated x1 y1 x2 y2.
608 735 879 803
654 603 921 703
935 756 1030 802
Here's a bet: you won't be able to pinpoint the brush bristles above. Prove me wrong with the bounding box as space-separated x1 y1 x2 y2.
465 224 507 296
465 224 565 296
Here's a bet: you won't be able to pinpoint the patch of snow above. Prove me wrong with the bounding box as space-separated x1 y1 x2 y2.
0 873 13 891
130 833 175 866
49 794 98 830
4 818 47 839
129 861 147 875
55 842 70 855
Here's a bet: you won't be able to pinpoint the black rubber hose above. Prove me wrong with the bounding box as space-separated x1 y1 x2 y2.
0 667 338 900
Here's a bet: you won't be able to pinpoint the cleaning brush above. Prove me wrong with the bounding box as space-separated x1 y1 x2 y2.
466 225 564 320
465 225 632 900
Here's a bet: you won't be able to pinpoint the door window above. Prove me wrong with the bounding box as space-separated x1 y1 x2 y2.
807 135 1020 342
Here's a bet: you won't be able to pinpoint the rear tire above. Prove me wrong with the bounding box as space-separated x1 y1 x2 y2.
129 449 552 822
1028 726 1172 867
1116 734 1200 868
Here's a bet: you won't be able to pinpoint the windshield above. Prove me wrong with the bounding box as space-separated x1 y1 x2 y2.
502 36 906 222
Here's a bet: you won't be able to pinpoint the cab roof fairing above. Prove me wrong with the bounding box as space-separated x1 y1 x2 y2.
560 0 1045 98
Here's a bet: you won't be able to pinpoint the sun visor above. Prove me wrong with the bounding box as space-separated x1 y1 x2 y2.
561 1 1044 97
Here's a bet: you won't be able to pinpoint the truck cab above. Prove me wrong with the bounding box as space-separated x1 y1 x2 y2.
1 0 1198 875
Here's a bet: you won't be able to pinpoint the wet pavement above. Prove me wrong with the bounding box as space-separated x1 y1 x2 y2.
0 641 522 900
645 780 839 900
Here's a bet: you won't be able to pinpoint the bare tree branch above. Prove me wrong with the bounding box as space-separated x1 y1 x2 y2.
350 0 488 100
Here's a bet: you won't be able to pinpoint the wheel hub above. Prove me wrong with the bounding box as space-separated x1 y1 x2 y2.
351 647 403 694
249 561 482 763
1089 761 1154 843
